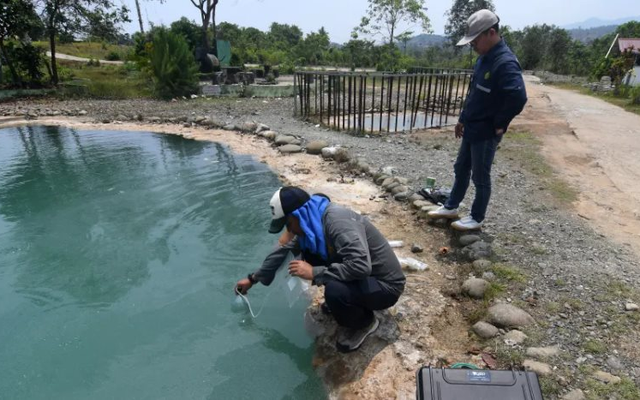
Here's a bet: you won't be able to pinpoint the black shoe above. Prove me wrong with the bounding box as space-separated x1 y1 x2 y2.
320 302 332 315
335 317 380 353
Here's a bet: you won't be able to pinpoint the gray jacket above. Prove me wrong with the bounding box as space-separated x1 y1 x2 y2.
253 203 405 297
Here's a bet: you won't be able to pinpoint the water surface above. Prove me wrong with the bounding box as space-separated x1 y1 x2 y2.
0 126 325 400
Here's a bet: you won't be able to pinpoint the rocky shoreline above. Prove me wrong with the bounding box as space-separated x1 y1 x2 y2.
3 96 640 399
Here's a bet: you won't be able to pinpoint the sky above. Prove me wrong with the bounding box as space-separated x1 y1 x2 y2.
118 0 638 43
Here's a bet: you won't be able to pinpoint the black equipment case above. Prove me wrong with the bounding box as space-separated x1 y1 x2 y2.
416 366 544 400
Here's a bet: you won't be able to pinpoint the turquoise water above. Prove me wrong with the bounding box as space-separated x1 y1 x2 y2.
0 126 326 400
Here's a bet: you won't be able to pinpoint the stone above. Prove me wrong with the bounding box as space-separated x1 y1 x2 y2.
395 177 409 185
526 346 560 359
148 117 161 123
195 116 207 124
133 114 143 121
374 174 390 185
503 330 528 345
473 259 492 270
241 121 258 132
333 148 350 163
381 166 396 176
321 146 339 159
306 140 329 155
593 370 621 384
462 278 490 299
391 185 408 195
482 271 496 281
625 303 639 311
393 192 410 202
78 110 88 116
412 200 431 209
607 356 624 371
223 124 236 131
255 123 269 134
488 304 535 328
357 162 371 174
275 135 300 145
115 114 127 121
411 244 423 253
523 360 552 376
461 241 492 261
260 130 277 140
381 177 396 188
459 234 481 246
408 193 423 202
278 144 303 154
561 389 585 400
472 321 499 338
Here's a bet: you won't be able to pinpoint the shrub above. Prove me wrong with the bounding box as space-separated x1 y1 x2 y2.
105 51 121 61
147 28 199 99
631 85 640 105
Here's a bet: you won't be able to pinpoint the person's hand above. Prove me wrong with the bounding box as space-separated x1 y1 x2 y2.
455 122 464 139
495 128 505 136
235 278 253 295
288 260 313 280
278 229 295 246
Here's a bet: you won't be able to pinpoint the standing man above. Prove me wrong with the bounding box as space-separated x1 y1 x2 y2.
429 9 527 230
235 186 405 353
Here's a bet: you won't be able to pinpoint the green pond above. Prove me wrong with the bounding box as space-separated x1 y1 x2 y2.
0 126 326 400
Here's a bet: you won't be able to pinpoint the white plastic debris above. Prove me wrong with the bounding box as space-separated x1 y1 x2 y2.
398 257 428 272
388 240 404 248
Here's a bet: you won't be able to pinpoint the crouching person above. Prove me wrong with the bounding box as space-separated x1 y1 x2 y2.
235 186 405 352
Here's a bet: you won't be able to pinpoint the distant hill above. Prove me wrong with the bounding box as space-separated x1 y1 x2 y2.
406 33 447 49
562 16 640 30
567 25 618 43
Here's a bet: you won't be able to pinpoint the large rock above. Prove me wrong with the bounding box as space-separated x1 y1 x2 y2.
278 144 303 154
459 234 481 246
412 200 432 210
391 185 409 195
462 278 490 299
523 360 552 376
241 121 258 132
472 321 499 338
526 346 560 359
255 123 269 134
473 259 492 270
593 370 621 384
488 304 535 328
306 140 329 155
461 241 492 261
260 130 277 140
503 330 528 345
561 390 585 400
275 135 301 145
223 124 236 130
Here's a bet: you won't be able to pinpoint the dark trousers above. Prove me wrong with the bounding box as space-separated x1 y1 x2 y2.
444 136 500 222
324 277 399 330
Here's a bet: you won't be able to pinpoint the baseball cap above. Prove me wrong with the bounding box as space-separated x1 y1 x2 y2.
268 186 311 233
456 9 500 46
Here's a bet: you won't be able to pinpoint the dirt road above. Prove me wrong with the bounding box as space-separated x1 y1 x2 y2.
514 75 640 256
46 51 124 65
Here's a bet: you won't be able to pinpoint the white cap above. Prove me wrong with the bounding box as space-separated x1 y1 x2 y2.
456 9 500 46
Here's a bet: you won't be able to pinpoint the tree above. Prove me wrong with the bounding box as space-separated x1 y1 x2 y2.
269 23 303 50
188 0 219 55
171 17 200 52
0 0 41 86
353 0 430 45
445 0 495 46
134 0 144 33
395 30 413 53
148 28 199 99
38 0 129 85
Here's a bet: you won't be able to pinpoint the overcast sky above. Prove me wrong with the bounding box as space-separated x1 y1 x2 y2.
118 0 637 43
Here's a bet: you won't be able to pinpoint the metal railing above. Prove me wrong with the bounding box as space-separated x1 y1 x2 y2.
293 69 473 133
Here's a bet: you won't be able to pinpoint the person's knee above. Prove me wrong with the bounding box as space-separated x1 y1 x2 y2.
324 280 348 306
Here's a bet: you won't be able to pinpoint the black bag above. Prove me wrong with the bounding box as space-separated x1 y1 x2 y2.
418 188 451 205
416 366 544 400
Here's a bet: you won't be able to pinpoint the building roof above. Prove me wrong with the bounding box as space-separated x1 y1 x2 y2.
619 38 640 55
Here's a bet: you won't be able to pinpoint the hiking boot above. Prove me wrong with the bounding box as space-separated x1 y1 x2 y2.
427 206 459 219
451 217 483 231
336 317 380 353
320 302 332 315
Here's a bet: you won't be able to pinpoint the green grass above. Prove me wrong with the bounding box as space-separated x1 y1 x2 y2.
583 339 607 354
56 60 152 99
585 377 640 400
35 41 132 61
502 130 579 204
550 82 640 117
491 264 528 284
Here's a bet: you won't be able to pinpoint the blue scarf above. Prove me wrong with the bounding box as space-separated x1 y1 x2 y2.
292 195 330 261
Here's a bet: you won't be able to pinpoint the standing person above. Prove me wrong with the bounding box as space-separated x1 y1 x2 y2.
428 9 528 230
235 186 405 353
